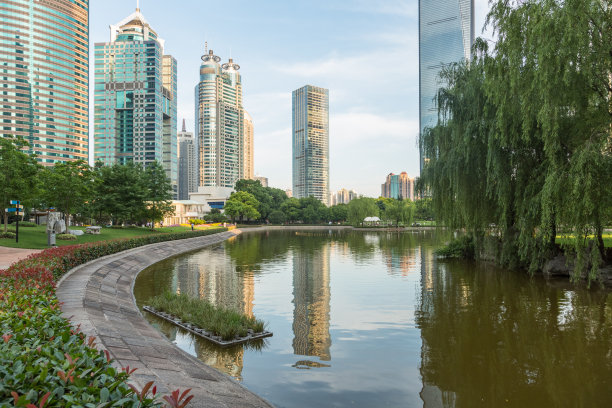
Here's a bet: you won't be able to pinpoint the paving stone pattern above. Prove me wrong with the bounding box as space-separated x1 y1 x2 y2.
56 230 274 408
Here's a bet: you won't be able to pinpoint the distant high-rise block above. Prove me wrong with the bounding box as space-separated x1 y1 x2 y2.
292 85 329 206
381 172 415 200
419 0 474 173
330 189 357 206
178 120 197 200
243 111 254 180
0 0 89 164
94 7 177 197
195 46 245 188
254 176 268 188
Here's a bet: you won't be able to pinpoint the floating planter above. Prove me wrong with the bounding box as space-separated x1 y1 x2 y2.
143 305 273 347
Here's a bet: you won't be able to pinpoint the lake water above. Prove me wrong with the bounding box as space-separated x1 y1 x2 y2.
133 230 612 408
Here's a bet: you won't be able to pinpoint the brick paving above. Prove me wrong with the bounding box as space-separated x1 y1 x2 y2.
0 246 42 269
56 230 274 408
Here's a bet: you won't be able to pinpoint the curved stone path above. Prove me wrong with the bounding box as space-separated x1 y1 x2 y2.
56 230 274 408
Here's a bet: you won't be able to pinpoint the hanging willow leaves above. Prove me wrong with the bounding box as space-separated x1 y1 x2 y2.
421 0 612 285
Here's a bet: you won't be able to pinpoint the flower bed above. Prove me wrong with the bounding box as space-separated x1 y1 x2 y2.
0 228 225 406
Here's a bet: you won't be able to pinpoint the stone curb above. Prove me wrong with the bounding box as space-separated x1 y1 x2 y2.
56 230 275 408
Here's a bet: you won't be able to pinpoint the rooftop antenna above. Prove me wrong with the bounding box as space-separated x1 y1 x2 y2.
136 0 140 11
205 41 208 53
182 118 186 133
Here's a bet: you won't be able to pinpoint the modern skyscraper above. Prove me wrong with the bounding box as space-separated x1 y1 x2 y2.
381 172 415 200
0 0 89 164
329 188 357 206
243 111 254 180
292 85 329 206
195 46 245 188
178 119 197 200
419 0 474 173
94 7 178 196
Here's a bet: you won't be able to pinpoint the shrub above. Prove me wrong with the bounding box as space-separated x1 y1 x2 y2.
0 232 16 239
436 235 475 259
0 228 225 406
57 233 77 240
17 221 37 227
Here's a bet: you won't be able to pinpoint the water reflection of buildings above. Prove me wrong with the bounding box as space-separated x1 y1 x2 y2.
292 244 332 362
173 250 256 380
384 246 419 276
418 245 458 407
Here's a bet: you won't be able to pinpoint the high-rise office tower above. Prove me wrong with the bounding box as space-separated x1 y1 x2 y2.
195 46 245 188
0 0 89 164
243 111 254 180
178 119 197 200
419 0 474 173
381 172 415 200
292 85 329 206
94 7 178 196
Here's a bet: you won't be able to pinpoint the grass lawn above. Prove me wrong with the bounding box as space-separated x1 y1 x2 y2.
556 234 612 248
0 224 206 249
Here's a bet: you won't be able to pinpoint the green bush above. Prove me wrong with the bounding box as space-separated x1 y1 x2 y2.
0 227 226 406
0 232 16 239
57 233 77 240
17 221 37 227
436 235 475 259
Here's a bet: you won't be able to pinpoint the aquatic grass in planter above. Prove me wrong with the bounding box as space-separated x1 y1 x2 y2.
146 292 268 342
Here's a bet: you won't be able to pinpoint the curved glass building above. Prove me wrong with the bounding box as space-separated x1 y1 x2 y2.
0 0 89 164
419 0 473 173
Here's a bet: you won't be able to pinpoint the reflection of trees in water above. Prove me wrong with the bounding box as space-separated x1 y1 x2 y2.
417 257 612 407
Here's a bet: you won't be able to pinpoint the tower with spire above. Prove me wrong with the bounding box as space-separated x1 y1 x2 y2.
94 4 178 197
195 45 252 188
177 119 197 200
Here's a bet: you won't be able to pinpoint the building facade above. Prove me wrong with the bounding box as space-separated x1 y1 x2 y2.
195 46 245 189
94 7 178 196
0 0 89 164
178 119 197 200
419 0 474 173
254 176 268 188
330 188 357 206
292 85 329 205
381 172 416 200
243 111 254 180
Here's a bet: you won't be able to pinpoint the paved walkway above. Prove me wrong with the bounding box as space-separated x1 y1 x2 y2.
0 246 42 269
56 230 274 408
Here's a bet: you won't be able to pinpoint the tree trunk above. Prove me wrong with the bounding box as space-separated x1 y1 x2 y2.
2 211 6 233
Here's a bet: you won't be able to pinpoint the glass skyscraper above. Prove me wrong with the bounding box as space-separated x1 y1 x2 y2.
292 85 329 206
195 46 246 188
94 7 177 196
419 0 474 172
178 120 197 200
0 0 89 164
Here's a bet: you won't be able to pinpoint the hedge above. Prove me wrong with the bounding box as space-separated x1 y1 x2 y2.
0 228 225 407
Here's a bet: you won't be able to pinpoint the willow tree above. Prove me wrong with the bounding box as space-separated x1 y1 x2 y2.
422 0 612 284
487 0 612 281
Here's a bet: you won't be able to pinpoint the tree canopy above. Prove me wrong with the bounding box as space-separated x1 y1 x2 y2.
420 0 612 284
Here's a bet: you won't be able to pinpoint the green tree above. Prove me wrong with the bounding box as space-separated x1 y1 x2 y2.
93 162 148 225
347 197 379 226
383 199 415 227
330 203 348 223
142 161 174 227
0 137 40 232
235 179 272 220
268 209 287 224
420 0 612 284
224 191 260 222
280 197 302 222
298 196 328 224
40 160 93 229
414 198 435 221
203 208 227 223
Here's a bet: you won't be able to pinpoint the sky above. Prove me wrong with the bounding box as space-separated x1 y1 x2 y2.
89 0 493 197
